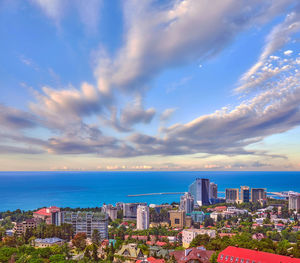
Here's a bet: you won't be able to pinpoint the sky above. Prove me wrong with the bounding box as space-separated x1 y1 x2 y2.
0 0 300 171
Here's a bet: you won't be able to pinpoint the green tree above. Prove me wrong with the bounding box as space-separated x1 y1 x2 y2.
72 233 87 251
92 229 101 245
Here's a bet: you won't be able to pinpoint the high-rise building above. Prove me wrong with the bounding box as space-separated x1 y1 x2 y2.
210 182 218 199
225 188 239 203
240 186 250 203
251 188 267 204
136 205 149 230
288 192 300 211
56 211 108 239
179 192 194 213
102 204 118 221
189 178 211 206
123 203 147 220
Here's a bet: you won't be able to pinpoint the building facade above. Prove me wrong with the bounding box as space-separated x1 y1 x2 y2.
33 206 60 224
182 229 216 248
102 204 118 221
289 192 300 211
210 182 218 199
57 211 108 239
137 205 150 230
189 178 211 206
225 188 239 203
179 192 194 214
123 203 147 220
14 219 37 235
240 186 250 203
251 188 267 204
169 210 186 228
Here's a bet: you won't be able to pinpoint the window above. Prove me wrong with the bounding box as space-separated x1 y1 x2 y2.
235 258 239 262
230 256 234 262
240 259 244 263
225 256 229 261
220 254 224 260
175 219 180 224
246 260 249 263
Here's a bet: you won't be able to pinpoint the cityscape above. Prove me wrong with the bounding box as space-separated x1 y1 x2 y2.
1 0 300 262
1 178 300 262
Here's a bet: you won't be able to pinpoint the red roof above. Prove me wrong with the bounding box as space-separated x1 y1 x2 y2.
136 257 165 263
170 247 214 263
156 241 167 246
33 206 60 216
218 246 300 263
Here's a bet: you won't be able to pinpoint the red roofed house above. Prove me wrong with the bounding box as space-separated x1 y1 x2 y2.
218 246 300 263
33 206 60 224
170 246 214 263
136 257 165 263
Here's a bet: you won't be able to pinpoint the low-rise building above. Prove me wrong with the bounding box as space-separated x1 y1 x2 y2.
170 246 214 263
182 229 216 248
14 219 37 235
34 237 65 247
116 244 144 260
33 206 60 224
169 210 186 228
190 211 206 223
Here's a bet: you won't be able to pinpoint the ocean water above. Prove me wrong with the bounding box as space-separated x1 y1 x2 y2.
0 171 299 211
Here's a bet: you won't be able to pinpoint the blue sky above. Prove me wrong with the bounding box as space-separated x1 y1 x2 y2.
0 0 300 171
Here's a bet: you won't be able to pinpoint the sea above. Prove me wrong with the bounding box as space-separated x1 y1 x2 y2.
0 171 299 212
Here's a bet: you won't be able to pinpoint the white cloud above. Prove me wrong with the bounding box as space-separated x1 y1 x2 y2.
284 49 294 55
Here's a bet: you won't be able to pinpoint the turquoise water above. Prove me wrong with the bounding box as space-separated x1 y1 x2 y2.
0 171 299 211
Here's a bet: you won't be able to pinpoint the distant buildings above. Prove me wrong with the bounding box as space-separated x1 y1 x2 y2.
225 188 239 203
56 211 108 239
123 203 147 220
179 192 194 213
137 205 150 230
33 206 60 224
34 237 65 247
189 178 211 206
251 188 267 204
289 192 300 211
102 204 118 221
190 211 206 223
169 210 186 228
240 186 250 203
226 186 267 204
14 219 37 235
182 229 216 248
210 182 218 199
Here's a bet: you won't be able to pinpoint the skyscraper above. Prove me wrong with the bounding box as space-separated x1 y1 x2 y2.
189 178 210 206
240 186 250 203
123 203 147 220
180 192 194 213
251 188 267 204
136 205 149 230
210 182 218 199
288 192 300 211
225 188 239 203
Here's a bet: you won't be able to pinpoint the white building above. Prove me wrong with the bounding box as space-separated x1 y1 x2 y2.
182 229 216 248
137 205 149 230
289 192 300 211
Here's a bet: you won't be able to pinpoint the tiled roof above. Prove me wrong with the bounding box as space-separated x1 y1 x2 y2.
218 246 300 263
35 237 64 244
170 246 214 263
